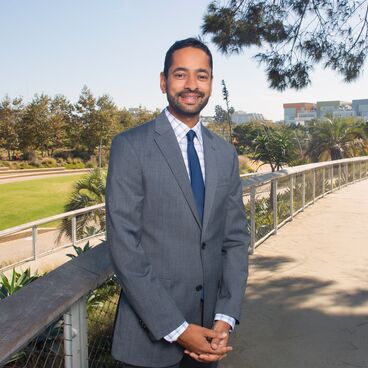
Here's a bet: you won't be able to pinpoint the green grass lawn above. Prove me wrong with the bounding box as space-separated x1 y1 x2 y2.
0 174 86 230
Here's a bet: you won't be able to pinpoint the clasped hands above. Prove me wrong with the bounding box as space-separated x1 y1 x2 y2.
177 321 232 363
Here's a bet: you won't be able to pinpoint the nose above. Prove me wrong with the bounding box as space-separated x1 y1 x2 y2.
184 73 198 90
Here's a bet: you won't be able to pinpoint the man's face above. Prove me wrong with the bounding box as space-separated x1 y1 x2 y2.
160 47 212 120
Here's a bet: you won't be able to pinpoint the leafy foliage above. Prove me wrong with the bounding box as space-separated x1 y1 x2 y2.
202 0 368 90
0 88 160 163
66 241 92 259
307 117 367 161
58 169 106 241
233 122 298 171
0 268 40 300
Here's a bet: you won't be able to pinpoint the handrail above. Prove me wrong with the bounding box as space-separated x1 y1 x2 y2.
0 203 105 237
0 243 113 365
241 156 368 189
0 156 367 366
0 203 106 272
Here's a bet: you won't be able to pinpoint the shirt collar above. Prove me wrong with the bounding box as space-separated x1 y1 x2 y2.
165 107 203 144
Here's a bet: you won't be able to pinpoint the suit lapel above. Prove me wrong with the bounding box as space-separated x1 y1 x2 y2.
201 126 218 236
154 112 202 228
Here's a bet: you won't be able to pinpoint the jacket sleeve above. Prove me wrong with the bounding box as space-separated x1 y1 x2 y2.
106 134 186 340
215 145 249 323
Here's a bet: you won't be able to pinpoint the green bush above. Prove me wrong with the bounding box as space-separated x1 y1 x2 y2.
0 268 41 300
41 157 58 168
65 157 86 169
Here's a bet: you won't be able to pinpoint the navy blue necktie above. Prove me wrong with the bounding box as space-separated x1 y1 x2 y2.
187 130 205 223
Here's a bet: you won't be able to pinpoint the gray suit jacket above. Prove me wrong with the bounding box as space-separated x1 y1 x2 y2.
106 111 249 367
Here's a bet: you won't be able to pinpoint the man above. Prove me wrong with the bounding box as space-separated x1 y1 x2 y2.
106 38 249 368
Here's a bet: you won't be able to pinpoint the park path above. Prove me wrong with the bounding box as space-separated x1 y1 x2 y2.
223 179 368 368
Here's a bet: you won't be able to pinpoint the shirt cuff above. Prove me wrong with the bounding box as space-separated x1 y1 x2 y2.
164 321 189 343
214 314 236 331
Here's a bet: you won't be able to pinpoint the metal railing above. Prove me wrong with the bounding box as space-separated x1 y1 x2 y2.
0 204 105 272
0 156 367 367
242 156 368 253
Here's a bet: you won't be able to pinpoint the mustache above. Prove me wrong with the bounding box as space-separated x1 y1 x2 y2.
178 89 205 98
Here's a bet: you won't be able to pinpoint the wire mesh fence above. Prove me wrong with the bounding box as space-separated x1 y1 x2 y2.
2 319 64 368
1 277 123 368
276 176 291 224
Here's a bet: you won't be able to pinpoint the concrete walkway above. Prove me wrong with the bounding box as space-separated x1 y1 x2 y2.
223 179 368 368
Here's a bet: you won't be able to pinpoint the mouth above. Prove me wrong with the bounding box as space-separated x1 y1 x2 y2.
178 92 204 104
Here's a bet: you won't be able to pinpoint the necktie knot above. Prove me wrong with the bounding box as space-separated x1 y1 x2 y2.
187 130 196 143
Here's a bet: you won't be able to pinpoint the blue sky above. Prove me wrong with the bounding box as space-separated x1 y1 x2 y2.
1 0 367 121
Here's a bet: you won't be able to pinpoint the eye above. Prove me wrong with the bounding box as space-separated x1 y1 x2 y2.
198 74 209 81
174 73 186 79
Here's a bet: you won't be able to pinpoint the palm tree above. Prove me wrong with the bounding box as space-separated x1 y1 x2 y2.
307 118 367 162
58 169 106 242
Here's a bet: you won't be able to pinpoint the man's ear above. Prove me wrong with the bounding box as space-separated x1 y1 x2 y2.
160 72 167 94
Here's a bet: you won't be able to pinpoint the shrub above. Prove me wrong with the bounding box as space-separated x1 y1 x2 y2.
52 149 73 160
41 157 58 168
0 268 41 300
66 241 92 259
65 157 86 169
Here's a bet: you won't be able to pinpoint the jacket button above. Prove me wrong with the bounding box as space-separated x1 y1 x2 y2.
201 242 206 250
195 285 203 291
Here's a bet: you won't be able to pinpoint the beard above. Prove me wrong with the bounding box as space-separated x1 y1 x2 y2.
166 89 210 118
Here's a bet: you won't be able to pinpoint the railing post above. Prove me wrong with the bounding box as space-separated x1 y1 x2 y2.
290 175 294 220
250 187 256 254
32 225 38 260
330 165 333 192
352 162 355 182
322 168 325 197
302 172 306 211
312 169 316 203
72 216 77 247
338 163 341 189
346 163 349 185
273 180 278 234
63 297 88 368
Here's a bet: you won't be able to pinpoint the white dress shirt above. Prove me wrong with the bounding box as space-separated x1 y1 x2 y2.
163 108 235 343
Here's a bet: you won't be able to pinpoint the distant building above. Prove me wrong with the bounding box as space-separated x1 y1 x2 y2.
316 100 352 118
283 99 368 124
283 102 316 125
231 110 265 124
352 99 368 121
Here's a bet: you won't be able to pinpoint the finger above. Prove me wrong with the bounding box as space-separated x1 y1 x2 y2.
211 337 220 350
199 346 232 356
187 351 206 363
203 327 227 340
201 345 233 356
197 353 222 362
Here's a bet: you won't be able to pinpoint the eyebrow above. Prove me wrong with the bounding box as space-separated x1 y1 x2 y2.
171 67 210 74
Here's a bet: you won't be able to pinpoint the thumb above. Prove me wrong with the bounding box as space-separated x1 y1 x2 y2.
211 336 220 350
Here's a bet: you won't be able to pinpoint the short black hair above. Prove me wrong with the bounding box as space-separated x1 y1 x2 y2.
163 38 213 79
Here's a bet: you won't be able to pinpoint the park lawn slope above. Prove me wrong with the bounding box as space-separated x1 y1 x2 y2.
0 174 86 230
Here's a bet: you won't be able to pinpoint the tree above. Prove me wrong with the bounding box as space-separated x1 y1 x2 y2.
202 0 368 90
49 95 74 154
233 122 297 171
95 94 121 166
221 80 235 141
307 118 367 161
17 94 53 156
0 96 23 160
58 169 106 241
75 86 98 155
75 87 121 158
214 104 227 124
